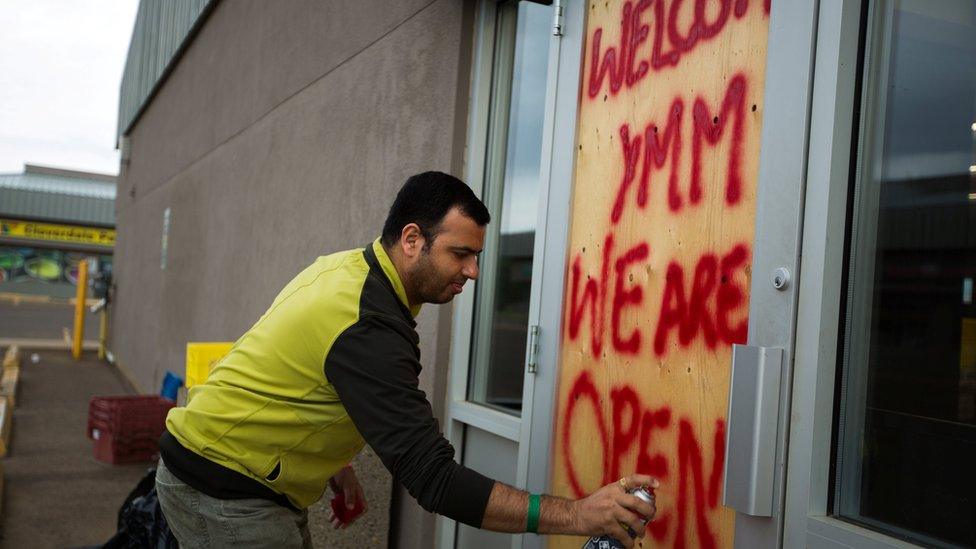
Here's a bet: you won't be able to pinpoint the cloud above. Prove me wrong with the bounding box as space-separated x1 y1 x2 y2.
0 0 138 175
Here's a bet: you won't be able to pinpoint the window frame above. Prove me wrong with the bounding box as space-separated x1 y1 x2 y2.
784 0 935 547
436 0 580 546
443 0 523 447
466 0 553 416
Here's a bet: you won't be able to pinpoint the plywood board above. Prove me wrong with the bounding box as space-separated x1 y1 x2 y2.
550 1 771 547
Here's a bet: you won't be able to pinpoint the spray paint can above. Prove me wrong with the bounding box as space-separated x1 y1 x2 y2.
581 486 655 549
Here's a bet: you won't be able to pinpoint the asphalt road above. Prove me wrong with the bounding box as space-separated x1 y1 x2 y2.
0 300 100 341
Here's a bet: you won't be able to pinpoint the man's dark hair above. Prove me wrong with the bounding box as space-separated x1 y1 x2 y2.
381 171 490 249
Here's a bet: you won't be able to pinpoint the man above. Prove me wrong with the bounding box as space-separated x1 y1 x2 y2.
155 172 657 548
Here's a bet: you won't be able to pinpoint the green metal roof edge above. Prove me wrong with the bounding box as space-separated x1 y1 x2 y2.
0 171 116 200
117 0 219 141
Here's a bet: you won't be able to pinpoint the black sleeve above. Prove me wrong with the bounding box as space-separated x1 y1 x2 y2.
324 314 495 528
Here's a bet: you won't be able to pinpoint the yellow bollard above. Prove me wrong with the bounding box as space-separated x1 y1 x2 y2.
72 260 88 360
98 308 108 360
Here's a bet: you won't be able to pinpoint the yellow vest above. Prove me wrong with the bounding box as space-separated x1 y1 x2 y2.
166 239 418 508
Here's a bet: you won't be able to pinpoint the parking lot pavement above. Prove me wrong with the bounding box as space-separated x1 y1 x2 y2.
0 350 146 548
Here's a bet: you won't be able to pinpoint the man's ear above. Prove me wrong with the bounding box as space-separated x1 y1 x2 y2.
400 223 424 259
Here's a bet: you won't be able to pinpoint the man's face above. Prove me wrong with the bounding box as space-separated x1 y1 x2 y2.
408 208 485 305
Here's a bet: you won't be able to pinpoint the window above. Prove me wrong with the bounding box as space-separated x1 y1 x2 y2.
0 245 110 299
834 1 976 546
465 0 552 415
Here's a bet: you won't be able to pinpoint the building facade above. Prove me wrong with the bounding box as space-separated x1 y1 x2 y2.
0 164 115 299
114 1 975 548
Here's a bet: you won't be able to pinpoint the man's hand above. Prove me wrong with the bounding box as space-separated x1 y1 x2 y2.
328 466 367 529
571 474 658 548
479 474 658 548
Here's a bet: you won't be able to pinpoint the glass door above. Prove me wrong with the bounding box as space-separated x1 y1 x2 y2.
786 0 976 547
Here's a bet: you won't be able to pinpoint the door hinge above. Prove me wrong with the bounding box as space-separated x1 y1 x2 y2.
552 0 564 37
527 325 541 374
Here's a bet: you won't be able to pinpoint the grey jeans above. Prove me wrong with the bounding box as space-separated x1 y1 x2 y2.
155 458 312 548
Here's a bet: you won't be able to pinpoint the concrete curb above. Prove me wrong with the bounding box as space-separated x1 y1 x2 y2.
0 338 99 351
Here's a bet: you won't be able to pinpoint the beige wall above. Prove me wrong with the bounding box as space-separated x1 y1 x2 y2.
111 1 474 547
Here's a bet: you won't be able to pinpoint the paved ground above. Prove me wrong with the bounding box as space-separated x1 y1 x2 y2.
0 350 147 548
0 301 100 341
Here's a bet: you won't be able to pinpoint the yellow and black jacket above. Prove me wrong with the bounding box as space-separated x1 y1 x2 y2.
160 239 494 527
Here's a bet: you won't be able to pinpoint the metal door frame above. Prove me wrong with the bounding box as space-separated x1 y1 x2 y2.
436 1 576 547
520 0 586 547
783 0 927 547
726 0 820 546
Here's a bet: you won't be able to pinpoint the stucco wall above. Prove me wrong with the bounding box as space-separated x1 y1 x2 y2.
111 1 474 547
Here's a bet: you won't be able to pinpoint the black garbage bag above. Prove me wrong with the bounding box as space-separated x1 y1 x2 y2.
101 465 178 549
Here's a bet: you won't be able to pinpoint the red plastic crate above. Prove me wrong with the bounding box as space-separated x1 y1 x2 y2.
91 428 160 464
87 395 175 464
87 395 174 438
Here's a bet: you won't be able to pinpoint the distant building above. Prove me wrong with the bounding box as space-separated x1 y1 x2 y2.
0 164 115 299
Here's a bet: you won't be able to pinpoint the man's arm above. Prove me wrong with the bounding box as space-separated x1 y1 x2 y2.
325 314 495 527
325 314 657 543
480 475 658 546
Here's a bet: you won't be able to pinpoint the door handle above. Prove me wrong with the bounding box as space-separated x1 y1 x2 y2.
723 344 783 517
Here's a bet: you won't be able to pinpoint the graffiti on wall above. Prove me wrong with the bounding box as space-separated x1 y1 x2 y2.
551 1 770 547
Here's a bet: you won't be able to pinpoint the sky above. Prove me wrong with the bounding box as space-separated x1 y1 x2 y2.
0 0 139 176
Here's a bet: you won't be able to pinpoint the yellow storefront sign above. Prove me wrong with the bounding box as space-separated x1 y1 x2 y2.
0 218 115 247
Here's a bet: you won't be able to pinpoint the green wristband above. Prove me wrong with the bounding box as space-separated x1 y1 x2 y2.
526 494 541 533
